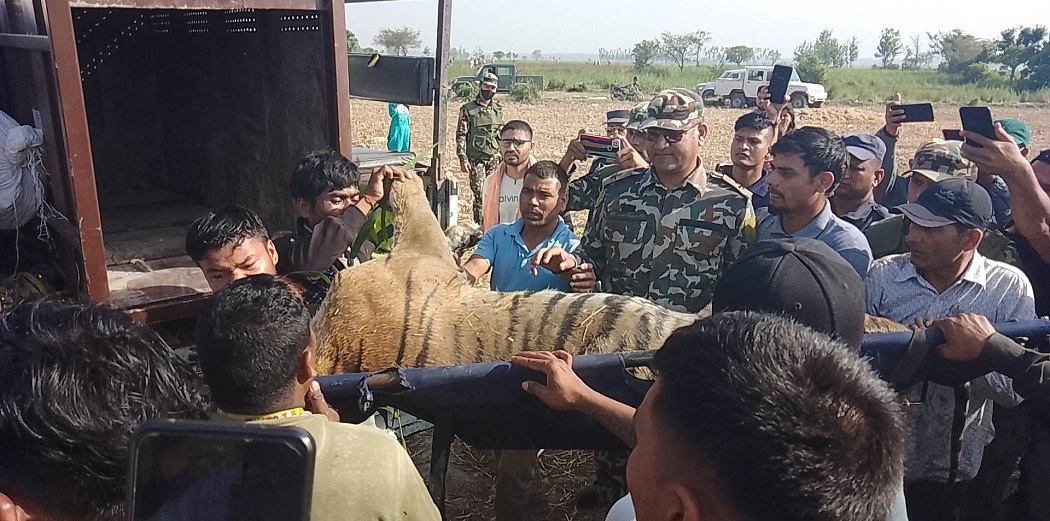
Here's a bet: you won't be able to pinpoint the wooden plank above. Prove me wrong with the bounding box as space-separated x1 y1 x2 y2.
104 224 189 264
43 0 110 302
328 0 351 158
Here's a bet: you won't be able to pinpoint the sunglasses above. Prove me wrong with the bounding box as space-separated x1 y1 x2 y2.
500 138 531 148
644 128 686 144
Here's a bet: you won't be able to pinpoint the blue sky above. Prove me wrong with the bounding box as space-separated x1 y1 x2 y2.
346 0 1050 59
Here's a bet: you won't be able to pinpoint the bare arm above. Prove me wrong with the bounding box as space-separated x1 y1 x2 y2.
460 255 490 286
511 351 638 447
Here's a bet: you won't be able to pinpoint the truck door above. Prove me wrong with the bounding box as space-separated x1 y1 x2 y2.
496 65 514 91
746 69 766 97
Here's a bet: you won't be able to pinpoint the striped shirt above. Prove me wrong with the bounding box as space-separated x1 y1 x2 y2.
865 252 1035 482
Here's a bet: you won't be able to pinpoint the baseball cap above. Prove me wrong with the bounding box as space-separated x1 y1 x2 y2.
897 177 992 230
638 89 704 131
900 140 977 182
995 118 1031 149
712 238 865 349
625 101 649 131
844 134 887 163
480 72 498 89
605 110 630 127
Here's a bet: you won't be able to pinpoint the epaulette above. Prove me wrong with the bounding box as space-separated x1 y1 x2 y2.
707 168 754 200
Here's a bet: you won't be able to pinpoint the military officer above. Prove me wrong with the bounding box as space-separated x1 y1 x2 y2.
457 72 504 224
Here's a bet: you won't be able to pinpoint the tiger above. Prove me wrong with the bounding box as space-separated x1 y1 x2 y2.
312 171 906 376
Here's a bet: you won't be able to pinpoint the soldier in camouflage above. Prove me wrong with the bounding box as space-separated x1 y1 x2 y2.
457 72 504 224
564 101 651 214
534 88 755 313
865 140 1021 267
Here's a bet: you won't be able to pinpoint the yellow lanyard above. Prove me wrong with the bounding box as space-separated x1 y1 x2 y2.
216 407 305 422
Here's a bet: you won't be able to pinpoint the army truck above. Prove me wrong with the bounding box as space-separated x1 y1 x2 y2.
451 63 544 93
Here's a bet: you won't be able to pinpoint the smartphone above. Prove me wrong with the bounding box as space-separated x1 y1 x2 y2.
959 106 996 148
127 420 316 521
942 129 963 141
894 103 935 123
768 65 794 106
580 134 621 159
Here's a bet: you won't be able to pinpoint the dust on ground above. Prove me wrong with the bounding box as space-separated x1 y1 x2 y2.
352 94 1050 520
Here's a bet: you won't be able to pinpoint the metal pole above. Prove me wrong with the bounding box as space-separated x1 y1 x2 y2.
431 0 452 185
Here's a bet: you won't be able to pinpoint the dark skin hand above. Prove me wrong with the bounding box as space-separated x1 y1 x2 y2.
0 494 28 521
306 381 340 423
931 313 997 363
565 262 597 293
884 93 905 137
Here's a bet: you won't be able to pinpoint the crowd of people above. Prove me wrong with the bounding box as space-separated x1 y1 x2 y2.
2 72 1050 521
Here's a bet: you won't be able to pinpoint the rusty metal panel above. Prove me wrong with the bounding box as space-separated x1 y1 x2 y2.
329 0 350 158
431 0 450 183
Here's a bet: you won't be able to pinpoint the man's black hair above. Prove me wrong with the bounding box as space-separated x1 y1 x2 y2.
196 274 311 415
651 312 904 521
289 149 361 203
500 120 534 140
0 300 208 521
734 111 775 133
525 160 570 194
185 205 269 263
771 126 849 188
1034 148 1050 165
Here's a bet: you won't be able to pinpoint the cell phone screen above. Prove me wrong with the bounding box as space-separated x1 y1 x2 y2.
768 65 793 106
896 103 935 123
128 422 315 521
959 107 996 148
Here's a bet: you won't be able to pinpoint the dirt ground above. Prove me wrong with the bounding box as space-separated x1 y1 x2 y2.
351 95 1050 520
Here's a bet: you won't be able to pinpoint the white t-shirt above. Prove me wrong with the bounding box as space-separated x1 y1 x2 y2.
498 175 522 224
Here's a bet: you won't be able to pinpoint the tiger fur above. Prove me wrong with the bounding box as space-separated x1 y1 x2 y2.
312 172 906 375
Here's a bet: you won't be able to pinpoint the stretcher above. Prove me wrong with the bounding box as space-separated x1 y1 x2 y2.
318 319 1050 515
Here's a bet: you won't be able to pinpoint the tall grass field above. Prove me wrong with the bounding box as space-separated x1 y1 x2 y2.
449 61 1050 105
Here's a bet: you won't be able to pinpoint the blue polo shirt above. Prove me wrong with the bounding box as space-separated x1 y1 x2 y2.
474 219 580 292
756 201 873 277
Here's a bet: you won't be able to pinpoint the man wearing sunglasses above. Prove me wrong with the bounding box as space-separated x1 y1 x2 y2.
480 120 538 231
533 89 755 313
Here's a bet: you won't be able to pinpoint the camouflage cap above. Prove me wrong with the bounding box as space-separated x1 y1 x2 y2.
900 139 978 182
625 101 650 130
480 72 498 88
638 89 705 131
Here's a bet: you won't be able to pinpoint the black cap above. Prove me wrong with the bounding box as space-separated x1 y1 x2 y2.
844 134 887 163
713 239 865 349
605 110 630 126
898 178 992 230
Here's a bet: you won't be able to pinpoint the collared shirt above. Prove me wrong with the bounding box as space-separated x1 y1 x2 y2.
715 164 770 209
865 252 1035 482
839 196 892 232
474 218 579 292
574 163 755 313
756 201 873 277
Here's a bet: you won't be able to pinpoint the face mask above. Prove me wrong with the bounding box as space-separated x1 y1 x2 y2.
479 89 494 101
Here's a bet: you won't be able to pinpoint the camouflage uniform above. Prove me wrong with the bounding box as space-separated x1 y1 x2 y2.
456 72 503 224
572 90 756 314
566 102 650 214
864 140 1021 267
577 90 755 512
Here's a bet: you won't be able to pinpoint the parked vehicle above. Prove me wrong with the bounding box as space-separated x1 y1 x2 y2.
695 66 828 109
451 63 544 93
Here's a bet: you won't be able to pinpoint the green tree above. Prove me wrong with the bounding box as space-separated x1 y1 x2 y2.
813 29 846 68
996 26 1048 83
372 27 421 56
632 39 661 72
794 41 828 84
928 29 991 73
346 30 361 52
846 37 859 68
875 28 903 68
704 46 726 67
1020 44 1050 91
689 30 712 66
492 50 506 60
724 45 755 66
532 49 543 61
659 31 694 73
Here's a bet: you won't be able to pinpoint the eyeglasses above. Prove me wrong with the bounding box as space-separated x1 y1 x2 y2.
644 128 685 144
500 138 531 148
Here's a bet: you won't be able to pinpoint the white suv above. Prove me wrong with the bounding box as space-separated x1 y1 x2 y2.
695 66 827 109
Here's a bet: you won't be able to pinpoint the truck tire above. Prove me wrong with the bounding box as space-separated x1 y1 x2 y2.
790 93 807 109
701 89 714 101
729 92 747 109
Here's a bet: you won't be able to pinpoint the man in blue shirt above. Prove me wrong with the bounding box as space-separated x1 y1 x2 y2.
463 160 584 292
460 159 588 521
757 126 874 277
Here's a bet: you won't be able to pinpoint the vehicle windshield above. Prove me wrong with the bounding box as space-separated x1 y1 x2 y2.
791 71 802 82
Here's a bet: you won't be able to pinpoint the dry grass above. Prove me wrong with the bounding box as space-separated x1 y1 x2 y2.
352 95 1050 520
